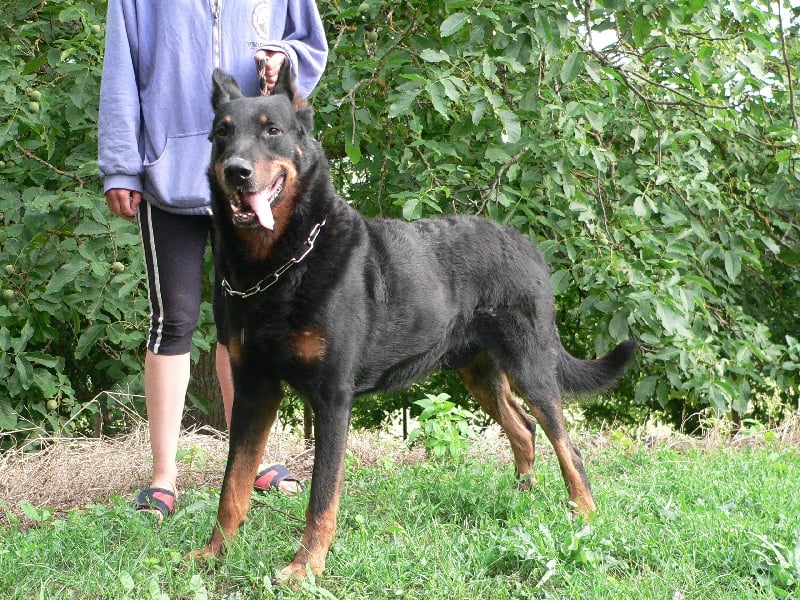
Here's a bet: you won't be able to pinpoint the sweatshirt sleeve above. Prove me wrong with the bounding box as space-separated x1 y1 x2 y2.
261 0 328 97
97 0 143 193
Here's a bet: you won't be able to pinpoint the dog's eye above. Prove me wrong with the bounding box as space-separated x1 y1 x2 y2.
215 123 231 138
268 127 282 136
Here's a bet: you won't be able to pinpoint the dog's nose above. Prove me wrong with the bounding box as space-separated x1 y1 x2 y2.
224 158 254 183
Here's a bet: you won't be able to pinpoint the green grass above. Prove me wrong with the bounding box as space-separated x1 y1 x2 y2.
1 441 799 599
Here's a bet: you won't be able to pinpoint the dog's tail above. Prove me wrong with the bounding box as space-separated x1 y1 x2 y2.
557 340 638 396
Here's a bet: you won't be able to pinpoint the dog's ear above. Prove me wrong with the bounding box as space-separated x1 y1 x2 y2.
271 60 315 134
211 69 243 109
270 60 296 100
296 105 315 134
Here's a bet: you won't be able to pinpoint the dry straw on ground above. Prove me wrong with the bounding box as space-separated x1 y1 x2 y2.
1 413 798 526
0 419 427 526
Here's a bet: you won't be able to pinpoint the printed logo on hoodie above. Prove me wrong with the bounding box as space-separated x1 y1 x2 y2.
252 0 273 38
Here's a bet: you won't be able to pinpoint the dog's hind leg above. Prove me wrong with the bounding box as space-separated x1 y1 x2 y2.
487 331 596 516
508 365 596 516
458 351 538 488
194 372 284 559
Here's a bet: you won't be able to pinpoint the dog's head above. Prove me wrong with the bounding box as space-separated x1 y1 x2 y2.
209 63 315 243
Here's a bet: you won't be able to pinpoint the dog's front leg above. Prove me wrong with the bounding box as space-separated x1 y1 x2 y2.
191 374 284 559
278 392 352 582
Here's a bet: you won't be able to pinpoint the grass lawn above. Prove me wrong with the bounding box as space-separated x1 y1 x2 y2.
1 431 799 599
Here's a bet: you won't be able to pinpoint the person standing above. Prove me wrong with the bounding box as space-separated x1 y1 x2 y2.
98 0 328 521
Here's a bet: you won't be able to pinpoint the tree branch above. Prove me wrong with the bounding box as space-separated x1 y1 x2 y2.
13 140 85 185
775 0 798 130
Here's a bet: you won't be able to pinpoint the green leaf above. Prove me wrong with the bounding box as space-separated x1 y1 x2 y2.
497 109 520 144
609 309 629 340
26 352 61 369
585 109 604 133
0 398 17 430
560 52 584 84
551 269 571 294
73 221 109 236
683 275 716 294
23 54 48 75
656 303 691 337
471 99 487 125
631 16 652 46
388 89 421 118
724 252 741 282
689 69 705 94
46 264 83 295
428 82 449 118
75 324 106 360
635 376 659 405
440 13 470 38
15 356 33 390
345 132 362 164
401 197 421 221
485 147 512 163
419 49 450 63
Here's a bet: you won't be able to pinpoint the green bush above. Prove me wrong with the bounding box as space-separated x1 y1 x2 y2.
313 0 800 426
0 1 147 443
1 0 798 443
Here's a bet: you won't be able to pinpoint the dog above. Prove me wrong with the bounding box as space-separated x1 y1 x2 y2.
194 62 637 582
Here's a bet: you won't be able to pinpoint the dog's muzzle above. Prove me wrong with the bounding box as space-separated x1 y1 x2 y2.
221 158 285 230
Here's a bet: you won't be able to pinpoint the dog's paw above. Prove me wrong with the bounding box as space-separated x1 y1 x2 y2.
184 546 222 564
276 562 308 583
273 560 325 588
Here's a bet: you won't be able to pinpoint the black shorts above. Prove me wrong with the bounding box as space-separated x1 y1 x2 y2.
138 201 225 355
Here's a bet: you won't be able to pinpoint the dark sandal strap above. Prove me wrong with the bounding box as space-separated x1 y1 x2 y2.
254 465 304 492
134 487 176 520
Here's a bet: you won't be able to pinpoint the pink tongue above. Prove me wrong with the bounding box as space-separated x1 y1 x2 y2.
242 190 275 230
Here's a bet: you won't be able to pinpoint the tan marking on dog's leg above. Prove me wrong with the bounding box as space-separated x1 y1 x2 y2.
526 402 596 517
226 334 243 366
188 386 283 560
459 353 536 487
278 463 344 582
278 498 340 581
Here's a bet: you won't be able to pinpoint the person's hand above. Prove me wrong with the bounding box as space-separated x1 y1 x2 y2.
105 188 141 220
254 50 286 95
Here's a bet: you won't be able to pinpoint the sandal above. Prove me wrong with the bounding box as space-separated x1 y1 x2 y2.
134 486 177 523
254 464 305 496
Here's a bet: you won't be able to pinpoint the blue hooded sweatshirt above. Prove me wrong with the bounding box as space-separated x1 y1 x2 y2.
98 0 328 215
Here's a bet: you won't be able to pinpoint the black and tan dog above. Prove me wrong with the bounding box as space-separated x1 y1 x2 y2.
194 63 636 581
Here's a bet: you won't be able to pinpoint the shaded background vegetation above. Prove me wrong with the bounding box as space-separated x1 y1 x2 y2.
0 0 798 445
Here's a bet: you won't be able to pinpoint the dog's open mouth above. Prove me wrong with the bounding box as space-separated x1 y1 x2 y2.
228 173 285 230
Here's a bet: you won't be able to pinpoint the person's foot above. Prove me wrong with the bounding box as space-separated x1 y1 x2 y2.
134 483 177 523
254 464 304 496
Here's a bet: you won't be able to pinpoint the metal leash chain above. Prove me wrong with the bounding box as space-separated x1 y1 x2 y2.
221 218 327 299
257 57 269 96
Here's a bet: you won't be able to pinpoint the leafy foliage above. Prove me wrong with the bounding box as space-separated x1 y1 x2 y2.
0 1 148 442
1 0 798 441
313 0 800 426
407 392 478 459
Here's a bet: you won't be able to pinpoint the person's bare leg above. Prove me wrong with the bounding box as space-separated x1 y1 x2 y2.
216 341 302 495
145 350 190 493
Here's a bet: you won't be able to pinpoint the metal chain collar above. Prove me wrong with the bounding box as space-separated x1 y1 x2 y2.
221 218 327 299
